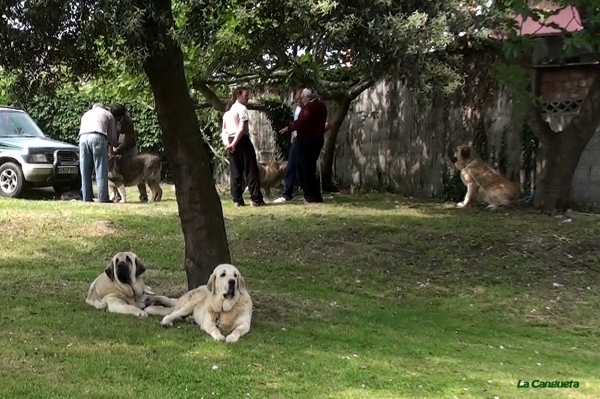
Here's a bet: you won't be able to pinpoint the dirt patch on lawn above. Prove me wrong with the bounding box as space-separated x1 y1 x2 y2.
92 220 117 236
252 290 330 323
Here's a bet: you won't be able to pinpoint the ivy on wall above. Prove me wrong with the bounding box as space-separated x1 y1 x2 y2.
263 98 293 161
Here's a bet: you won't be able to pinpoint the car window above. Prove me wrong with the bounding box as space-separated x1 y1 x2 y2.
0 111 46 138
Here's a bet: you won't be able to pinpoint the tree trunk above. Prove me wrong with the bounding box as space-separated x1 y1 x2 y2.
527 72 600 210
533 133 588 210
141 4 231 289
320 96 352 191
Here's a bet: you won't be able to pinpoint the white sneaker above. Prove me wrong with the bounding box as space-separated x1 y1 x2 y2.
273 197 289 204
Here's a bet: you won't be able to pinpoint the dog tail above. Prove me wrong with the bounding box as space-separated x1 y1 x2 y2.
144 157 163 183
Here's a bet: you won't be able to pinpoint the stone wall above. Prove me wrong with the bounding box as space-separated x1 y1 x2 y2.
238 56 600 206
538 65 600 207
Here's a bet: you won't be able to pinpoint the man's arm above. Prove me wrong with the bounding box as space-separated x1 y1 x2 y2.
229 120 246 148
107 117 119 148
288 106 311 133
221 119 230 148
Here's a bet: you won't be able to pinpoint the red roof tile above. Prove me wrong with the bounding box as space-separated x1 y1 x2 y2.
515 4 583 36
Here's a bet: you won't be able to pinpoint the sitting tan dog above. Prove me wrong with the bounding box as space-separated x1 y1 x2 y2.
158 264 253 343
450 144 521 210
85 252 177 318
108 153 163 203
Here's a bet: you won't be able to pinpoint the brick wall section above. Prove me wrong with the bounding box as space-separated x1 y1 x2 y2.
539 67 596 102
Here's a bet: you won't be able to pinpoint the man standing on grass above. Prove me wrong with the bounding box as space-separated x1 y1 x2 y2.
279 89 328 204
224 87 266 207
274 89 303 203
78 103 119 203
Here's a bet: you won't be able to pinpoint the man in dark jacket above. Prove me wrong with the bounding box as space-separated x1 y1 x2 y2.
109 104 149 203
279 89 328 203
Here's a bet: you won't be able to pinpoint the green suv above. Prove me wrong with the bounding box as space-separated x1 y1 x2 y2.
0 105 80 198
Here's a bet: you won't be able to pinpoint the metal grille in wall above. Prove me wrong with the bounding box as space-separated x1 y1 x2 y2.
541 99 583 114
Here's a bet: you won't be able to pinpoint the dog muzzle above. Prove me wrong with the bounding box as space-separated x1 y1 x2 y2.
224 280 236 298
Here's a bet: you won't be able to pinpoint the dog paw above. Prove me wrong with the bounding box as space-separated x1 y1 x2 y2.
456 201 467 208
136 310 149 318
160 317 173 327
486 204 498 210
210 332 226 342
225 334 239 343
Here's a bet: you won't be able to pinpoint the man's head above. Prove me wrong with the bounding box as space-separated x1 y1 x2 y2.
234 87 250 105
110 104 127 121
293 87 304 105
300 88 314 105
92 103 108 111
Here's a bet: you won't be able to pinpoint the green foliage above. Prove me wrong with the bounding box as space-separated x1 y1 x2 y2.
492 1 600 100
0 72 225 180
0 71 18 105
196 107 229 173
263 99 293 161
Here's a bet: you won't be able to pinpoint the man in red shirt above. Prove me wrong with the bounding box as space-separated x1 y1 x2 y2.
279 89 328 203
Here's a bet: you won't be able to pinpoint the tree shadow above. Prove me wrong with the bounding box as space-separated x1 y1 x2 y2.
0 197 599 397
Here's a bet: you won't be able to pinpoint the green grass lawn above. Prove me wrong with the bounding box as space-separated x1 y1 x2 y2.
0 187 599 399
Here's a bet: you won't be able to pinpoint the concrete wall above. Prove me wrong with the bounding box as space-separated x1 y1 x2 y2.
240 54 600 206
538 65 600 207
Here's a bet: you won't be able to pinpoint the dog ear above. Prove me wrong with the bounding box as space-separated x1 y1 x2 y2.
104 258 115 281
134 255 146 277
237 274 246 294
460 146 471 160
206 272 216 293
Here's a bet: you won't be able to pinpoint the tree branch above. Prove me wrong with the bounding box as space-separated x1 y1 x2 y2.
192 79 225 112
194 101 268 112
567 71 600 141
204 69 290 86
320 90 350 101
525 98 555 145
348 78 376 99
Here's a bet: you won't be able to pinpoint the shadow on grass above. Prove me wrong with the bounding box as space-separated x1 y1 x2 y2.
1 196 600 398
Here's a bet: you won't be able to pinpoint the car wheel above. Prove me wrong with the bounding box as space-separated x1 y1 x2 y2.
0 162 25 198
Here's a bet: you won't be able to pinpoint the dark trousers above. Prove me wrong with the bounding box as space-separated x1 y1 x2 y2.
296 136 324 202
229 135 263 204
282 140 298 200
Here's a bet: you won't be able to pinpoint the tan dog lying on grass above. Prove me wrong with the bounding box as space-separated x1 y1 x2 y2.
157 264 253 343
85 252 177 318
450 144 522 210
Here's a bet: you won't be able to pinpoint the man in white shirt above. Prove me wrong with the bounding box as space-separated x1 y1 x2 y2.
221 87 265 207
78 103 118 202
274 89 303 203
